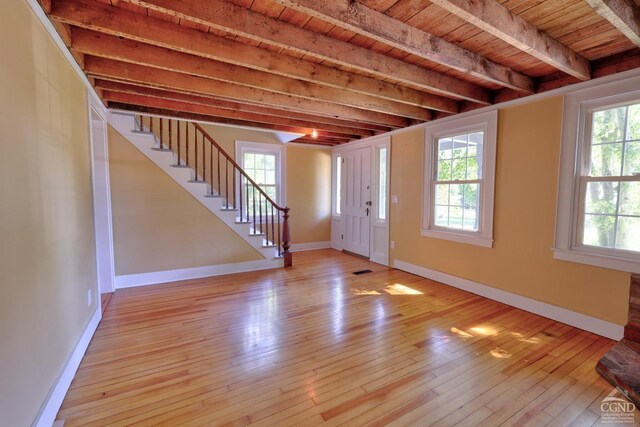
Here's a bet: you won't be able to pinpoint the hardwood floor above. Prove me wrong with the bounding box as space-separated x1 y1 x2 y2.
58 250 639 426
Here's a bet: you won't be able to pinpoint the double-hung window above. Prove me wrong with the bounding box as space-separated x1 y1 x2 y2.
236 141 285 219
422 110 497 247
555 78 640 273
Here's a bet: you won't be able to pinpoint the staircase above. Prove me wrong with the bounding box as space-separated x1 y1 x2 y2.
109 112 292 267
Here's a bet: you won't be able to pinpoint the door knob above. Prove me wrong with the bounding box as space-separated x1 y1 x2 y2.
366 207 369 216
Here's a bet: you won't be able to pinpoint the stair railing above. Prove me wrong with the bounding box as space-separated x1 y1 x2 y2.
136 114 292 267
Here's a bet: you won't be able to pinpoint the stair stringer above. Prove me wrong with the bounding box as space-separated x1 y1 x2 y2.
108 112 283 265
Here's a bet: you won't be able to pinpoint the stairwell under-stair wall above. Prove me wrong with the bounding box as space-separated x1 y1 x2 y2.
107 115 331 287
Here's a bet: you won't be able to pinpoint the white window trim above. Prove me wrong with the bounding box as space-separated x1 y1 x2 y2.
422 110 497 248
554 77 640 273
235 140 286 209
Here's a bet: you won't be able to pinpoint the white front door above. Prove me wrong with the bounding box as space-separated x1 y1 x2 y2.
342 147 371 257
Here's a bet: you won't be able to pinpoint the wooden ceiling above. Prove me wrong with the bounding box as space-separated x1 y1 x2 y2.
39 0 640 145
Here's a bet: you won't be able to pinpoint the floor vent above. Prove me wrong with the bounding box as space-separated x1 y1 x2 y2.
352 269 373 275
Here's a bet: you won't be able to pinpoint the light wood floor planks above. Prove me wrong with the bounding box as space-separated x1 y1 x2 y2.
57 250 639 426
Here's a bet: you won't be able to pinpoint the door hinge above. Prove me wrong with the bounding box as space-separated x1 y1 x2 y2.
341 234 344 239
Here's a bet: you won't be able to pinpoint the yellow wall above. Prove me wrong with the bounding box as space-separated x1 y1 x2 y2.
204 124 332 244
0 2 98 425
286 146 332 244
108 126 263 275
390 96 630 325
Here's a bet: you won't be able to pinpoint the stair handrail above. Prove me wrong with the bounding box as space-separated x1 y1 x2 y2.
136 114 292 267
192 122 292 267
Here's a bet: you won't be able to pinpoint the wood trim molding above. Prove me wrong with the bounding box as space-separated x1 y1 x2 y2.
33 306 102 427
290 241 332 252
114 259 283 289
393 259 624 340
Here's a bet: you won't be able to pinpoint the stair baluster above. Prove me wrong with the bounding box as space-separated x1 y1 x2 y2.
131 114 292 266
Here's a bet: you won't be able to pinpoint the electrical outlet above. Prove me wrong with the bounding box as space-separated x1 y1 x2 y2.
390 240 395 249
391 195 399 204
87 289 92 307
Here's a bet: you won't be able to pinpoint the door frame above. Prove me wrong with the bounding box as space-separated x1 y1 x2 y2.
88 98 115 294
331 135 391 265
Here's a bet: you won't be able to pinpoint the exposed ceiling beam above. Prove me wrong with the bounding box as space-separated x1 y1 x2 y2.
121 0 487 105
50 0 463 111
71 28 431 121
103 91 357 142
94 80 389 134
269 0 535 93
110 103 343 146
585 0 640 47
97 83 375 137
84 56 410 128
429 0 591 80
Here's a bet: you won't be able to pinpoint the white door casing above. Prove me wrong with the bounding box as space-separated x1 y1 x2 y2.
89 105 116 294
370 138 391 265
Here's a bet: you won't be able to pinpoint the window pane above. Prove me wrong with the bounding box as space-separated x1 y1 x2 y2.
583 214 616 248
438 138 453 159
254 169 265 184
452 134 467 159
265 154 276 170
625 141 640 176
464 184 479 209
265 170 276 185
435 184 449 205
592 107 626 144
627 104 640 141
463 206 479 231
617 216 640 251
590 143 623 176
263 185 277 200
438 160 452 181
435 205 449 227
244 153 255 168
336 157 341 215
379 148 387 220
449 184 463 207
255 154 265 169
620 182 640 216
467 157 479 180
449 207 463 229
452 158 466 180
585 181 619 214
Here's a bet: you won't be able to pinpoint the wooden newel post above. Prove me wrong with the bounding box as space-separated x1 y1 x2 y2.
282 207 292 267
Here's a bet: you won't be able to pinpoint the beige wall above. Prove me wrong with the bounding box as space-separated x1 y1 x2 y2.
390 96 631 325
108 126 263 275
0 2 98 425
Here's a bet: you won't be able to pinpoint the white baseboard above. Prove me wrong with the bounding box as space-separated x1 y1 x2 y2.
34 306 102 427
115 259 283 289
393 259 624 341
290 241 331 252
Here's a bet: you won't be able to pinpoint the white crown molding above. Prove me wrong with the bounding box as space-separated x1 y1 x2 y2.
393 259 624 340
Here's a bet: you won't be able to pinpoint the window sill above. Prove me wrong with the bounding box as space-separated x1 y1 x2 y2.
553 248 640 273
421 228 493 248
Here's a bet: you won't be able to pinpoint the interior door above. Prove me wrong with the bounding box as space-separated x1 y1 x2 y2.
342 147 371 257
